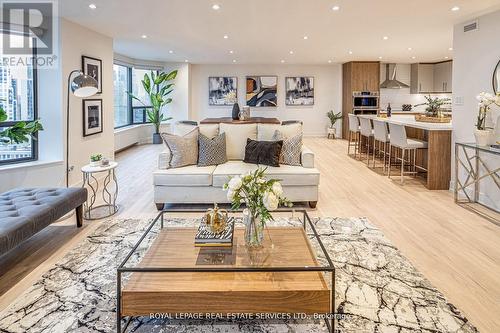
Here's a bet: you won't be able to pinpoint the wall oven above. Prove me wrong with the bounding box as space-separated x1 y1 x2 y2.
352 91 379 109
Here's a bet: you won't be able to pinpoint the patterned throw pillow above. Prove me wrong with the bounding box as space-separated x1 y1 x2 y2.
198 133 228 167
272 130 302 166
160 128 199 168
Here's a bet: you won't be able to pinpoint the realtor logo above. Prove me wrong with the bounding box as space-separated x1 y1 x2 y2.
2 1 56 55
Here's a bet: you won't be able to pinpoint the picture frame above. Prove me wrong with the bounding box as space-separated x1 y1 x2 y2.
285 76 314 106
82 55 102 94
83 99 103 137
246 76 277 107
209 77 238 106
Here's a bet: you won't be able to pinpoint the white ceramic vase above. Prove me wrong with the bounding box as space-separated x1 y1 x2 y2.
474 129 492 146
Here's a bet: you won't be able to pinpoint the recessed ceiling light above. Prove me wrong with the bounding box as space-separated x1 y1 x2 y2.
407 47 412 51
223 35 229 39
328 60 332 63
378 56 382 59
229 50 234 54
141 35 147 39
451 6 460 11
169 50 173 54
232 59 237 63
448 47 453 51
332 5 340 11
444 56 449 59
289 50 294 54
89 3 97 9
212 4 220 10
383 36 389 40
303 36 308 40
184 59 189 63
412 56 416 59
348 50 353 54
281 60 285 63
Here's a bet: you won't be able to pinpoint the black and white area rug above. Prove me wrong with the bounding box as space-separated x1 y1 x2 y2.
0 217 478 333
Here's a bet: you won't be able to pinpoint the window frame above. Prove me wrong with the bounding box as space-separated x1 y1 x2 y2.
113 64 158 129
0 35 38 166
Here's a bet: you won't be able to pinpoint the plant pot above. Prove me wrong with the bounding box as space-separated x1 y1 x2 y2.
152 133 162 144
327 127 336 139
90 160 102 167
474 129 493 146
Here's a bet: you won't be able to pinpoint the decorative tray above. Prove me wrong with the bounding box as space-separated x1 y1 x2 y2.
414 114 452 123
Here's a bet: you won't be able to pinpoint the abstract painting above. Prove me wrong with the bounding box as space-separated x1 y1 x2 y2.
208 77 237 106
246 76 277 107
285 77 314 105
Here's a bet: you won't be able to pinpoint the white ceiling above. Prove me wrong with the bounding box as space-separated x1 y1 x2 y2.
61 0 500 64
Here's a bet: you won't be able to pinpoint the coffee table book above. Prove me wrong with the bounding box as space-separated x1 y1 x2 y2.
194 218 234 247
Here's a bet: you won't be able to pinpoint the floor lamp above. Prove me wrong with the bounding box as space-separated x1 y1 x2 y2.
66 70 98 187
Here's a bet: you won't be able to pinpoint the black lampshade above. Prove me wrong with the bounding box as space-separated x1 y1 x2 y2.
71 73 98 97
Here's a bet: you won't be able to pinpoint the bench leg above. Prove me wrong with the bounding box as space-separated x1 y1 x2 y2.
76 205 83 228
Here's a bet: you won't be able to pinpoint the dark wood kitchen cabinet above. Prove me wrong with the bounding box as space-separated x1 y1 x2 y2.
342 61 380 139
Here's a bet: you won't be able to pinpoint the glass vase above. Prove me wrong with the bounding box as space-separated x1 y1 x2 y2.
243 209 264 248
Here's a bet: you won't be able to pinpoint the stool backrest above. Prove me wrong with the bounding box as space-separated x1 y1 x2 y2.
373 119 389 142
359 117 373 136
348 114 359 132
388 122 408 148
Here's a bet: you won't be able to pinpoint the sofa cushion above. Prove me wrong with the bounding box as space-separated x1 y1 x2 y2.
262 165 320 186
199 124 219 138
153 165 216 186
174 122 198 136
244 138 283 167
198 133 227 167
273 130 302 166
161 128 199 168
257 123 302 141
212 161 260 187
219 123 257 160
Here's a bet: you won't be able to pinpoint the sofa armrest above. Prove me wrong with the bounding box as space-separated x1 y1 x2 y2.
301 146 315 168
158 150 171 169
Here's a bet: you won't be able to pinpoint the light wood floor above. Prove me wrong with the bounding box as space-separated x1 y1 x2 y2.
0 138 499 332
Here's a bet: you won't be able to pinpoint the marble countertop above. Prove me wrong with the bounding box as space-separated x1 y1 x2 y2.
358 114 453 131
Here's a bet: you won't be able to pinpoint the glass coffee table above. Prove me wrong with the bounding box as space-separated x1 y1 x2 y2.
117 208 335 332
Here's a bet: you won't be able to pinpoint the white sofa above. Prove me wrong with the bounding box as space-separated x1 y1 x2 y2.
153 122 320 209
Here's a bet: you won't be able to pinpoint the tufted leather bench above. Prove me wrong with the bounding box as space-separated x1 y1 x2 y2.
0 187 87 256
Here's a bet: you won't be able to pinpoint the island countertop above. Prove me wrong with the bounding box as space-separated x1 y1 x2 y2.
358 114 452 131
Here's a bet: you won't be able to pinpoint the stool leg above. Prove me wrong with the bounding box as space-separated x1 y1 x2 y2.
372 138 376 168
388 145 392 178
401 148 405 184
347 131 351 155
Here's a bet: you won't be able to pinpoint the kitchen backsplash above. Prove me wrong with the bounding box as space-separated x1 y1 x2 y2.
379 63 452 112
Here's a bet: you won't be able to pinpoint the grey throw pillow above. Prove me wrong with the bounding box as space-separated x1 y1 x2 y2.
198 133 228 166
160 128 199 168
272 130 302 166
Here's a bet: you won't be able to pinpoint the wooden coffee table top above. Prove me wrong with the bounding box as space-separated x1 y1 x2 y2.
200 117 280 124
123 227 328 292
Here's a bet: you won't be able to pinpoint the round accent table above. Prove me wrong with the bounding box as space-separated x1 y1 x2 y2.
81 161 118 220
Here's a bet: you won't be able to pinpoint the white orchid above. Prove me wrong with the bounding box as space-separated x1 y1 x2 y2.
272 182 283 197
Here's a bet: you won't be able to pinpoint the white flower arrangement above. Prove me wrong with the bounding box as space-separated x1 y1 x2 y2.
476 92 500 130
223 167 292 223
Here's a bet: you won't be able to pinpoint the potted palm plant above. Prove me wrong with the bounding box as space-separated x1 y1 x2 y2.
0 101 43 146
128 70 177 144
326 110 342 139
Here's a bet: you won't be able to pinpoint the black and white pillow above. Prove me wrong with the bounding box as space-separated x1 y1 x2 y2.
272 130 302 166
198 133 228 167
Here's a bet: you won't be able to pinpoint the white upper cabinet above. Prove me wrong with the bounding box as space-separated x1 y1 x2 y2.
410 61 452 94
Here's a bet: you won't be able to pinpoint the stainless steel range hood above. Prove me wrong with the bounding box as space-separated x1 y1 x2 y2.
380 64 409 89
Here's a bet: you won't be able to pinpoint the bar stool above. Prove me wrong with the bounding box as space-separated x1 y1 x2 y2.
372 119 390 174
347 114 360 158
388 123 428 184
359 117 375 167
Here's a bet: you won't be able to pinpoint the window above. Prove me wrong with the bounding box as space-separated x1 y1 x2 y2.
113 64 158 128
0 33 38 165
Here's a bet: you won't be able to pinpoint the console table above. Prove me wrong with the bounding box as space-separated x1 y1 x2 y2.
200 117 280 124
454 142 499 225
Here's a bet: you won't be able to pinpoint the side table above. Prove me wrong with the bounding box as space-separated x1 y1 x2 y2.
81 161 119 220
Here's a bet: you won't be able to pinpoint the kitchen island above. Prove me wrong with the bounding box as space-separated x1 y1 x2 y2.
358 115 452 190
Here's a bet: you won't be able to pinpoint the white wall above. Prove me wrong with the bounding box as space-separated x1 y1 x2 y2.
452 10 500 209
62 19 115 186
190 64 342 136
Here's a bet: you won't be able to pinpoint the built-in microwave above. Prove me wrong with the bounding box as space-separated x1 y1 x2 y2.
352 91 379 109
